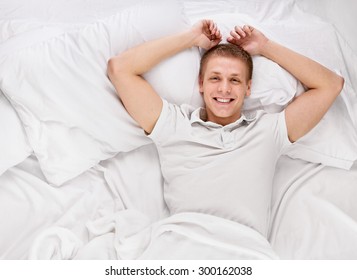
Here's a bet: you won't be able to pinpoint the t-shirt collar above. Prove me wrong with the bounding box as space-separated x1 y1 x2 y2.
190 107 256 129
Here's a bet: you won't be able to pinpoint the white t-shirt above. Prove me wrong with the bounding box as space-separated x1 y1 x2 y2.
149 99 292 236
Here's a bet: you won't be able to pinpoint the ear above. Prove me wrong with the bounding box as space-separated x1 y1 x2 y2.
245 79 252 97
199 76 204 94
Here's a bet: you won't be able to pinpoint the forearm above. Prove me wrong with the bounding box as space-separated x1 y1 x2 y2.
260 40 343 92
109 29 198 76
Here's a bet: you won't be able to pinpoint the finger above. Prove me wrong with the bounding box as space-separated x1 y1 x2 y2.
242 25 252 36
244 25 255 36
212 23 222 41
204 19 212 30
212 36 222 45
213 23 220 36
212 23 218 35
201 19 210 33
227 36 240 46
234 25 246 38
227 36 235 43
210 26 217 40
230 30 241 40
215 29 222 39
209 21 216 33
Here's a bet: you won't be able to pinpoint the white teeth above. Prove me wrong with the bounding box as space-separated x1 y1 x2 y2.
216 98 231 103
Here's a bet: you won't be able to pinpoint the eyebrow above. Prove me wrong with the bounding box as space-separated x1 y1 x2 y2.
209 71 242 77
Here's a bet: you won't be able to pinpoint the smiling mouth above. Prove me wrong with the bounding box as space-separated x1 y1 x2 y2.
214 97 235 104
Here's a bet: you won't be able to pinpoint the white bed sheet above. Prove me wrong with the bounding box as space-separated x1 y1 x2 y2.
0 154 119 259
2 143 356 259
1 0 357 260
0 149 278 260
270 157 357 259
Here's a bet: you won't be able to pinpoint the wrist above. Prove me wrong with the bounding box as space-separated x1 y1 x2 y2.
260 39 273 58
188 26 204 48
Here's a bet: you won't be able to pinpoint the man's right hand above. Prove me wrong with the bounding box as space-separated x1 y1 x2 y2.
192 19 222 50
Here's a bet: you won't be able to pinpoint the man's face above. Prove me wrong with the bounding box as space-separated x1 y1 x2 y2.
199 56 252 126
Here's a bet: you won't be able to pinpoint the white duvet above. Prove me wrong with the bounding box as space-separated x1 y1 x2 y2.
0 0 357 260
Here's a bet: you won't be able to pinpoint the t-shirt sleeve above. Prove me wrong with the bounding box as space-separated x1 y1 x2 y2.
273 110 293 155
148 99 186 146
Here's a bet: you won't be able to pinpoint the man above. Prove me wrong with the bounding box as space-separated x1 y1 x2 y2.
107 20 344 236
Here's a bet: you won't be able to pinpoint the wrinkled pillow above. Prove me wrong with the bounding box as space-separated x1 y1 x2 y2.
183 0 298 22
0 92 32 175
0 1 201 186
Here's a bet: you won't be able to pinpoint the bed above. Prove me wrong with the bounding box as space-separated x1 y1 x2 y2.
0 0 356 260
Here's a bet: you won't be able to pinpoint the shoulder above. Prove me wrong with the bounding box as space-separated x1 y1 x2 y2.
251 110 284 124
161 100 197 122
246 110 289 138
243 110 274 126
148 99 198 143
255 110 292 150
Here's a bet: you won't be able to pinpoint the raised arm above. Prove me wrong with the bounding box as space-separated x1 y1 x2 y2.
228 25 344 142
107 20 222 134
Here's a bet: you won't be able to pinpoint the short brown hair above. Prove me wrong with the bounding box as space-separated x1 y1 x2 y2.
199 43 253 81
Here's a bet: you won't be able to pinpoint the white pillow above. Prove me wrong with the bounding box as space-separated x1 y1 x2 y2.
182 0 297 22
0 92 32 175
0 1 201 186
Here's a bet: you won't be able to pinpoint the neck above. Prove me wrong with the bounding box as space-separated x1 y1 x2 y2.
205 110 242 126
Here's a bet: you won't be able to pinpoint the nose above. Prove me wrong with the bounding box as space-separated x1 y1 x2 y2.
218 80 231 94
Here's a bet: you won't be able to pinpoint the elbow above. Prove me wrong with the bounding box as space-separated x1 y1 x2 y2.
107 53 136 83
107 54 131 82
333 75 345 96
107 56 122 81
322 74 344 99
107 56 129 99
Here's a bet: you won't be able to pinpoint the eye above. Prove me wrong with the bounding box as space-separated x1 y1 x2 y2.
231 78 240 84
209 76 219 81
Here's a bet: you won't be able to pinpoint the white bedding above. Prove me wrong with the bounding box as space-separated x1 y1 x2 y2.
1 0 356 260
270 157 357 259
